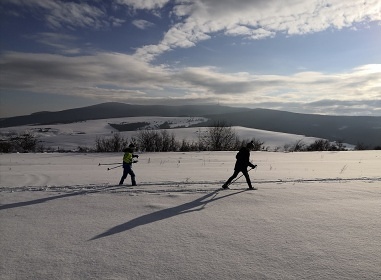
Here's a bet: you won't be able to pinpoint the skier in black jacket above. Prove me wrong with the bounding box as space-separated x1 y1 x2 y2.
222 141 257 190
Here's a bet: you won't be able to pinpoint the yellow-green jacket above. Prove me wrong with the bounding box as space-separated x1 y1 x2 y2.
123 152 133 164
123 147 138 165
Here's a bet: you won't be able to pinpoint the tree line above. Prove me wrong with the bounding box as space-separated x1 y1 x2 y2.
95 121 263 152
1 121 380 153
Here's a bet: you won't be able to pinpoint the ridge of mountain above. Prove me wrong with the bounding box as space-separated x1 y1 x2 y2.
0 102 380 147
0 102 250 128
198 109 381 147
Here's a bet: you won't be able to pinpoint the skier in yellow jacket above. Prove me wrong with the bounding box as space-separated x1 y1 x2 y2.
119 144 139 186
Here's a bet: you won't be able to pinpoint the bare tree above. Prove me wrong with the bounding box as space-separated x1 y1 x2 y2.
0 131 42 153
206 120 237 151
137 129 157 152
250 138 265 151
285 139 305 152
95 133 128 152
306 139 330 151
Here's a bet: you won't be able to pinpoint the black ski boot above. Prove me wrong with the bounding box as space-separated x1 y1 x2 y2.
247 182 257 190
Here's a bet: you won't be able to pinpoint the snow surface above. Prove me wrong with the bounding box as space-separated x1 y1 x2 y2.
0 116 338 151
1 151 380 280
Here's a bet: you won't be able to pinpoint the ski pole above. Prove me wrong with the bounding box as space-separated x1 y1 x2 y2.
99 163 122 166
227 166 256 187
107 164 123 170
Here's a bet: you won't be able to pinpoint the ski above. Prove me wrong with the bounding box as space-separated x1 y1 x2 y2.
221 186 258 190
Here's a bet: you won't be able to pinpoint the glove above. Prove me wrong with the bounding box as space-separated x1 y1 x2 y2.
133 155 139 158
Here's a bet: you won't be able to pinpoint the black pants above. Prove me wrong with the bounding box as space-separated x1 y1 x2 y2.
119 163 136 185
225 168 252 188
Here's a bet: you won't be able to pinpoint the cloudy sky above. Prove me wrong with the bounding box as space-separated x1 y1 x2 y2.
0 0 380 117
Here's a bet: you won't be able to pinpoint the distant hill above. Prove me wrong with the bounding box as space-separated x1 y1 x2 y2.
1 102 380 147
197 109 381 148
0 102 250 127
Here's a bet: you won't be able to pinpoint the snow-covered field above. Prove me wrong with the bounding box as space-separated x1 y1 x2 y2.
1 151 380 279
0 116 334 151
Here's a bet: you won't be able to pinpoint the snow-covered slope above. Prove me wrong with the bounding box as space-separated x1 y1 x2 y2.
0 151 380 279
0 116 337 151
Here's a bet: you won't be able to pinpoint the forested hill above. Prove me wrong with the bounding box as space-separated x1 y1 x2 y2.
1 102 380 147
198 109 381 147
0 102 250 127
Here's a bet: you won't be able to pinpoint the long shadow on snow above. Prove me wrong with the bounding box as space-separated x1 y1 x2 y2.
90 189 246 240
0 186 123 210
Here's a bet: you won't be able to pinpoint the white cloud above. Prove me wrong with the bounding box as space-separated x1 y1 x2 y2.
115 0 170 10
4 0 379 60
110 16 126 27
27 32 81 54
0 52 171 96
132 19 154 29
2 0 122 29
1 51 380 115
134 0 381 61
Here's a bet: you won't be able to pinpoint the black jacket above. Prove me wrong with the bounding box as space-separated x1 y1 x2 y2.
234 147 255 171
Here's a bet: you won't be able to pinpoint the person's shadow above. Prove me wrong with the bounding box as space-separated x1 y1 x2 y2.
0 185 124 211
90 189 246 240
